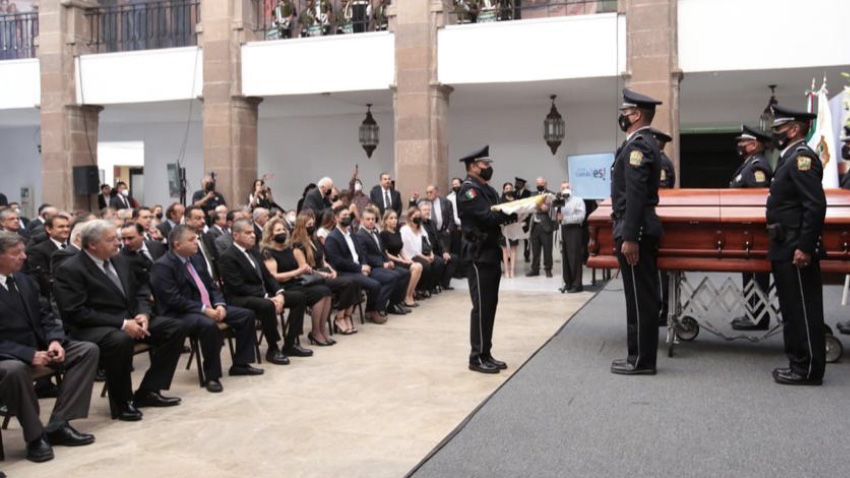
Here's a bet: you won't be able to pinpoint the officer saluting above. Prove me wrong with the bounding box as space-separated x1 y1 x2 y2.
728 125 774 331
767 105 827 386
457 145 516 374
610 89 664 376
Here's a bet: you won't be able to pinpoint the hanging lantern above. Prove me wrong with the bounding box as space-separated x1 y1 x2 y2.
758 84 778 134
543 95 565 155
359 104 380 158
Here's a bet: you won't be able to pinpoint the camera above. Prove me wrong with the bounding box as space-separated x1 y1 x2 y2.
552 191 569 208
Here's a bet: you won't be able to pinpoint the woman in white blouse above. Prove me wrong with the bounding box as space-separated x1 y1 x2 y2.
400 206 440 296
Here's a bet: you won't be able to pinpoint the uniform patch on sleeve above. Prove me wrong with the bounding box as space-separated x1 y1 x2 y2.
660 170 667 182
754 170 766 183
797 156 811 171
629 150 643 167
463 189 477 201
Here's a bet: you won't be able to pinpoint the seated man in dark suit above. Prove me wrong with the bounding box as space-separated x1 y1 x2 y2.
354 207 411 315
25 214 70 298
0 208 28 240
151 225 262 393
214 210 249 256
119 223 166 289
217 219 311 365
156 202 185 240
25 204 57 238
324 206 395 324
53 220 186 422
0 231 100 463
419 201 458 290
184 206 219 280
51 221 86 276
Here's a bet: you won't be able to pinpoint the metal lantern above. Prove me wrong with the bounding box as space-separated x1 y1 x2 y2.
359 104 380 158
758 85 778 134
543 95 566 155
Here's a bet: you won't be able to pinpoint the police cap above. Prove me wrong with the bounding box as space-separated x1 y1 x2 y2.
735 124 772 144
514 177 527 184
620 88 662 111
649 128 672 144
459 145 492 165
771 104 816 127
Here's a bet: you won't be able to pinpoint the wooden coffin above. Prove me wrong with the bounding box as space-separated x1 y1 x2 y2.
586 189 850 274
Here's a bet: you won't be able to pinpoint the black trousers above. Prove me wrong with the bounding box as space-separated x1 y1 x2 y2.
772 260 825 380
615 237 660 368
530 223 553 273
438 253 460 288
413 257 440 292
340 272 384 312
561 225 584 290
370 266 409 307
178 305 256 381
742 272 771 325
229 296 282 351
659 271 669 321
468 261 501 364
450 228 466 277
282 290 307 349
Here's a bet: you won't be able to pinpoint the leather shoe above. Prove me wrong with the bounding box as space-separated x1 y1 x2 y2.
204 379 224 393
611 361 656 375
114 401 143 421
545 270 553 278
567 287 583 293
46 424 95 447
611 358 630 368
773 369 822 386
526 270 540 277
94 367 106 382
229 364 264 376
443 285 455 291
134 390 182 408
265 350 291 365
26 434 54 463
836 320 850 335
387 304 407 315
730 319 769 331
484 356 507 370
283 345 313 357
368 312 388 324
469 361 500 374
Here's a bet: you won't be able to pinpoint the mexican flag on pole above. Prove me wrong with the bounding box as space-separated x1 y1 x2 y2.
807 78 840 188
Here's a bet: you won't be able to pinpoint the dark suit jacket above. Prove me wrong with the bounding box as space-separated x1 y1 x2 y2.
432 197 455 233
25 238 60 296
323 227 364 274
0 272 66 363
97 193 109 210
422 220 448 256
51 245 80 276
217 244 282 300
301 188 330 216
156 220 176 240
25 217 44 236
214 233 234 256
369 186 402 216
53 252 153 336
110 194 132 210
206 225 227 242
150 251 225 317
354 228 388 269
120 240 165 287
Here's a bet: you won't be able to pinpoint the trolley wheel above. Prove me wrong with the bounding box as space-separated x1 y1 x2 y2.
825 334 843 363
675 316 699 342
825 324 834 336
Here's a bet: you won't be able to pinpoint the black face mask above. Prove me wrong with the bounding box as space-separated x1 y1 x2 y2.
773 129 790 149
330 196 339 202
618 113 632 132
273 233 287 244
452 186 461 193
306 226 316 236
412 217 422 226
155 212 163 220
479 166 494 181
536 185 546 192
504 193 515 201
842 143 850 160
340 216 353 227
324 189 332 197
736 145 748 158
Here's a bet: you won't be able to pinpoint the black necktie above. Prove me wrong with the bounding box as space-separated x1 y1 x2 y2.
5 275 18 294
61 243 67 249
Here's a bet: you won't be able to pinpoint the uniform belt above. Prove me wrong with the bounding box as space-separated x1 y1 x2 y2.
562 224 582 228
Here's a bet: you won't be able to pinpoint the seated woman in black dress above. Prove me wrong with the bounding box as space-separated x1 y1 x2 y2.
380 209 423 306
290 212 362 335
261 218 335 346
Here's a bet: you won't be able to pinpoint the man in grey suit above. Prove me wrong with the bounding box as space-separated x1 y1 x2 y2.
527 177 556 278
0 231 99 463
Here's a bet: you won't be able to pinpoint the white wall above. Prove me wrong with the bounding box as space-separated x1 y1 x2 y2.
0 59 40 110
679 0 850 73
76 47 203 105
243 32 395 96
0 126 42 216
439 14 626 85
98 142 145 188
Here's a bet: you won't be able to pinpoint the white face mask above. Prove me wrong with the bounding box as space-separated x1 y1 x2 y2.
561 189 571 196
286 214 297 224
121 189 129 197
354 182 363 192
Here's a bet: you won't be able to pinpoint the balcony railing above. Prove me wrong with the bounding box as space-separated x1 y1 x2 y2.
452 0 617 24
253 0 388 41
86 0 200 54
0 12 37 60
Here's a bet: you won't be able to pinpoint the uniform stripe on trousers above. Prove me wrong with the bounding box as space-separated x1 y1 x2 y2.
796 268 814 379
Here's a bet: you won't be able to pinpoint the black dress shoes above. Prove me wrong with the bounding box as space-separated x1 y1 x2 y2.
525 270 540 277
545 270 553 278
773 368 822 386
229 364 265 376
204 379 224 393
283 345 313 357
114 401 143 421
469 361 500 374
265 350 291 365
568 287 584 293
47 424 95 447
484 356 507 370
26 434 54 463
134 390 182 408
611 360 656 375
387 304 407 315
730 316 769 331
94 367 106 382
443 285 455 291
836 320 850 335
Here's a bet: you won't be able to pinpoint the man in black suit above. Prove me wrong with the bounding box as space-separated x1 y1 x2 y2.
301 177 334 216
419 201 459 290
527 177 556 278
9 202 30 230
51 221 86 276
119 223 166 288
369 172 402 217
184 206 219 279
132 207 155 241
97 184 112 211
207 209 229 241
53 220 187 421
514 177 532 262
354 208 410 315
26 204 58 238
156 202 185 239
151 225 262 393
0 231 99 463
109 181 132 210
324 206 392 323
25 214 70 298
217 219 311 365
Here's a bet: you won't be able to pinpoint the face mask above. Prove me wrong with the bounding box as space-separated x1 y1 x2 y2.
505 193 515 201
422 217 431 224
536 185 546 192
561 189 571 196
324 189 332 197
736 145 748 158
452 186 460 193
121 189 129 197
273 233 287 244
306 225 316 235
479 166 493 181
412 217 422 226
156 212 163 220
354 182 363 192
842 143 850 160
331 196 339 202
286 214 296 224
340 216 353 227
618 113 632 132
773 129 790 149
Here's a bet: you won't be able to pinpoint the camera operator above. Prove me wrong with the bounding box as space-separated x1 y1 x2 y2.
249 177 278 211
192 175 227 222
555 181 585 293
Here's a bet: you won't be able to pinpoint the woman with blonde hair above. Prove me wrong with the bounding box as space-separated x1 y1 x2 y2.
380 208 423 306
400 206 441 296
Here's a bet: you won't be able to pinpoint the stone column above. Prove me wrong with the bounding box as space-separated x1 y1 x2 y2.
624 0 681 186
390 1 452 200
38 0 101 211
199 0 262 206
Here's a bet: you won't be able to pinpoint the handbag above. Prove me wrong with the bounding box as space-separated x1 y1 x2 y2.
296 273 326 287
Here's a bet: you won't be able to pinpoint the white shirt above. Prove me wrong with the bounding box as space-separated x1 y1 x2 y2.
400 225 425 259
381 187 392 209
560 194 587 225
50 238 67 250
340 228 360 263
447 192 461 226
317 227 330 240
432 198 443 230
0 273 9 291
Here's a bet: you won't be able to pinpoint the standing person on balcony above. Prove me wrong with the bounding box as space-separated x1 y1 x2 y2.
273 0 296 38
373 0 390 31
454 0 479 24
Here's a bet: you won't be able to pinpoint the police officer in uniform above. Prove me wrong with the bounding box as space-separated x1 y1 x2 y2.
650 128 674 326
766 105 826 386
839 126 850 191
457 146 517 374
610 89 663 376
727 125 774 331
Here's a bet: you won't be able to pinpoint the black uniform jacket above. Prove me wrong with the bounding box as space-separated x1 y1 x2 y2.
611 127 663 242
730 153 772 188
457 176 509 264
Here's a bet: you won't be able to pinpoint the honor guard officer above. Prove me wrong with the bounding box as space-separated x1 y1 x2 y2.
457 146 517 374
610 89 664 376
650 128 674 326
767 105 827 386
728 125 774 331
839 126 850 191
